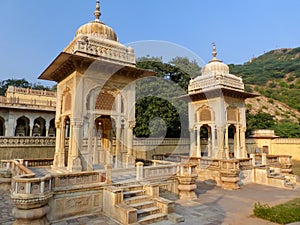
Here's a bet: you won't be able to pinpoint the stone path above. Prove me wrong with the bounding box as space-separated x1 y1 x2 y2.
0 190 15 225
1 183 300 225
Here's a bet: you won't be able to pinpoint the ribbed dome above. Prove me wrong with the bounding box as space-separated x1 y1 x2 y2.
75 1 118 41
202 60 229 76
76 20 118 41
201 44 229 76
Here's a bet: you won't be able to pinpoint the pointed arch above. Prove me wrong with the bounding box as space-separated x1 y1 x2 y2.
196 105 215 123
15 116 30 136
62 87 72 113
49 118 56 137
33 117 46 136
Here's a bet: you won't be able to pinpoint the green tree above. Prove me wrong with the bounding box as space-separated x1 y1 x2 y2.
274 121 300 138
169 57 202 80
0 78 31 95
134 57 196 138
246 111 276 137
0 78 52 96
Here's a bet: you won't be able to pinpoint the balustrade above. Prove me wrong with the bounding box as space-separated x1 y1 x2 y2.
0 137 56 146
143 164 179 180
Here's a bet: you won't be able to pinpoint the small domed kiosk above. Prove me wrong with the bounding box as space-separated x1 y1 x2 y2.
39 1 155 172
188 44 257 159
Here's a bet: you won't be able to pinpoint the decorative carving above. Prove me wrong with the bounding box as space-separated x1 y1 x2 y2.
128 121 136 129
66 196 91 211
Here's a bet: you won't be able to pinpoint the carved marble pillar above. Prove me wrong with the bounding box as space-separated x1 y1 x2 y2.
216 126 225 159
115 126 122 168
29 120 34 137
207 126 212 157
211 125 216 158
68 119 83 172
225 125 230 159
53 121 64 168
189 128 196 157
45 120 49 137
236 125 241 158
7 114 15 136
240 127 247 158
126 121 135 168
87 116 96 165
196 127 201 157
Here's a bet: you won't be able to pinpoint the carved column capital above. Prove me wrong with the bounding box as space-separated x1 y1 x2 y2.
55 120 61 129
128 121 136 129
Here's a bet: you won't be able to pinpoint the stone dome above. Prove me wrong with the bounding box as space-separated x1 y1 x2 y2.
76 20 118 41
201 44 229 76
75 0 118 41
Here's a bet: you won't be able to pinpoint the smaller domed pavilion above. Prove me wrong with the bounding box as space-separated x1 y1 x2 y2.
188 44 257 159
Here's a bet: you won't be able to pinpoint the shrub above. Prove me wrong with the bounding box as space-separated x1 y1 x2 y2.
254 199 300 224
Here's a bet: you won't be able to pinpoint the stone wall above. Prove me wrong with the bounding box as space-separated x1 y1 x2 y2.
271 139 300 161
0 137 55 161
0 137 299 162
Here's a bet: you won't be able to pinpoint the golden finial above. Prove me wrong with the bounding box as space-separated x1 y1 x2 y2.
212 42 217 60
94 0 101 22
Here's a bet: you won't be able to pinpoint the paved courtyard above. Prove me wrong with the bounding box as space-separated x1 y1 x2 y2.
1 182 300 225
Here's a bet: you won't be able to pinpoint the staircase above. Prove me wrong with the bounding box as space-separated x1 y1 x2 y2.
121 183 168 225
268 168 295 189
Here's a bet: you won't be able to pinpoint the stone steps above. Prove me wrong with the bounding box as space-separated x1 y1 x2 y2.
137 213 167 225
129 201 156 210
121 183 168 224
124 195 151 205
121 184 143 192
123 190 145 198
137 207 161 218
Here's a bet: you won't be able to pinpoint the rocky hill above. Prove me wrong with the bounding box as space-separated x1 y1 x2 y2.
230 47 300 122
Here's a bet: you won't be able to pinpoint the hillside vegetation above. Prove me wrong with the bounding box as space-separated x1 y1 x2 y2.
229 47 300 113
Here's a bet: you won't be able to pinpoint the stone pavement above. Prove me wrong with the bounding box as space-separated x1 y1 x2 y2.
1 183 300 225
0 190 15 225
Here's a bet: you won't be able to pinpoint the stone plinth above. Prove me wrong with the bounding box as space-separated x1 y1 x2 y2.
12 205 50 225
220 174 240 190
177 175 198 200
177 163 198 200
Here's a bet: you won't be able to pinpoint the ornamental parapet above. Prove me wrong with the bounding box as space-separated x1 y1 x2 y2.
11 174 53 209
64 36 136 66
188 74 244 94
0 137 56 147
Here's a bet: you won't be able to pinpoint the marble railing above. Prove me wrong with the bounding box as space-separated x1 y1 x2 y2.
12 173 52 196
278 155 293 166
152 154 190 163
1 159 32 176
220 159 239 171
199 158 221 170
143 164 179 180
238 158 253 170
24 158 54 167
266 155 280 165
7 86 56 97
0 96 56 109
71 39 136 65
52 171 106 190
133 138 190 146
0 137 56 146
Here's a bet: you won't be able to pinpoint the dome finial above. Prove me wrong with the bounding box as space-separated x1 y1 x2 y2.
94 0 101 22
212 42 217 60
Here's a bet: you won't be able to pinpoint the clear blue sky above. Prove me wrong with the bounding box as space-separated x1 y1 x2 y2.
1 0 300 86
